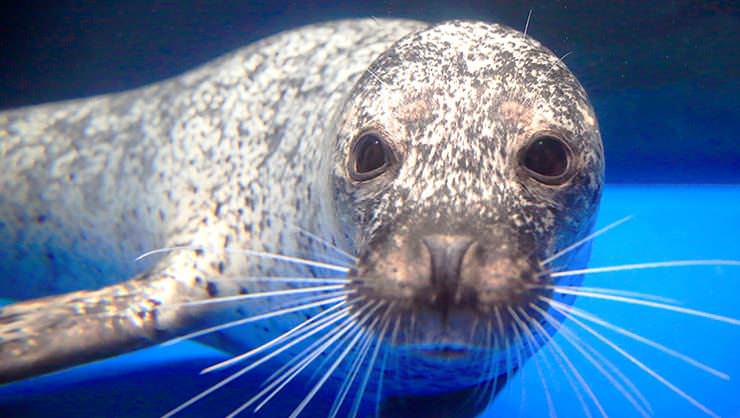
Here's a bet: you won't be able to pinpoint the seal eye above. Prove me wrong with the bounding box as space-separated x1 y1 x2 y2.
520 134 573 185
350 132 393 181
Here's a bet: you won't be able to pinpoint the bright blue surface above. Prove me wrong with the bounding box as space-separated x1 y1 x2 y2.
487 185 740 418
1 185 739 417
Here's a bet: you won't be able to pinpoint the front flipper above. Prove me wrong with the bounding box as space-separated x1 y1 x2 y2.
380 370 515 418
0 273 196 384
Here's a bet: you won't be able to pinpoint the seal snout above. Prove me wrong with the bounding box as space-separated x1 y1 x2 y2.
352 228 547 316
421 234 476 305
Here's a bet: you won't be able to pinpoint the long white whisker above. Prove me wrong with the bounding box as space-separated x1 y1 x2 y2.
172 285 347 308
542 216 633 265
233 307 368 417
546 288 740 326
218 299 358 380
533 304 650 418
328 316 377 418
224 276 351 285
349 304 393 418
376 314 401 417
540 326 593 418
288 303 384 418
162 294 347 346
467 320 493 408
551 259 740 278
532 301 652 414
535 285 678 304
136 245 352 272
546 298 729 380
248 305 381 416
527 306 607 417
572 324 654 415
203 302 358 375
507 307 528 416
523 9 533 36
491 307 506 406
548 301 720 418
160 308 352 418
511 308 556 418
253 309 368 409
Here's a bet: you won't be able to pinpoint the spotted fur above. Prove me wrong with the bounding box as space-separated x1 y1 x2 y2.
0 18 602 417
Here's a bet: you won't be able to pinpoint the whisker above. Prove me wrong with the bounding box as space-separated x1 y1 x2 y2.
256 309 365 402
160 307 354 418
486 322 501 407
162 293 348 346
527 307 607 417
247 307 381 416
203 302 358 375
171 285 347 309
507 307 528 416
287 303 385 418
136 245 352 272
542 216 633 266
533 285 678 304
546 287 740 326
349 304 393 418
533 304 650 418
551 259 740 278
467 320 494 409
523 9 533 36
376 314 401 417
214 299 358 379
545 298 729 380
493 307 511 397
539 328 593 418
511 308 557 418
572 326 654 415
222 276 351 285
532 302 653 414
328 317 377 418
548 301 720 418
233 307 368 417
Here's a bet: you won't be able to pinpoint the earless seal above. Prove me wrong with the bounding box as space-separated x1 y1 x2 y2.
1 17 734 418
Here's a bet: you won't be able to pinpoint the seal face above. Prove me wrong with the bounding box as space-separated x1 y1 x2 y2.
0 18 604 418
325 20 603 393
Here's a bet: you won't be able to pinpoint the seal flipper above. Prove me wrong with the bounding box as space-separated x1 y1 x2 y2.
379 370 515 418
0 273 196 384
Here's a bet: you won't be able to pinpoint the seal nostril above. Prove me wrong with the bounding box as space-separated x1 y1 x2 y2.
421 235 476 293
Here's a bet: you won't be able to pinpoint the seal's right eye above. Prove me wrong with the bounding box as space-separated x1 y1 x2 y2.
519 133 574 186
349 132 394 181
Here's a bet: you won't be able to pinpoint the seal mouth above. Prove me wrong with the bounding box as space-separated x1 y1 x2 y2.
401 342 477 361
417 345 472 360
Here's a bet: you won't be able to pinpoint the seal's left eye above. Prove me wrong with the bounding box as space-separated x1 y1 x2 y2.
350 132 394 181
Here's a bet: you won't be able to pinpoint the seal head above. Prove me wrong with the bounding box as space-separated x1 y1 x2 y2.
325 20 604 393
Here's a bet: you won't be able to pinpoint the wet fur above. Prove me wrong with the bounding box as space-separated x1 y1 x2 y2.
11 18 729 418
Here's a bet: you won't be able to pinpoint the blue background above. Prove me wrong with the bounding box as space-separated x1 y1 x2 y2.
0 1 739 417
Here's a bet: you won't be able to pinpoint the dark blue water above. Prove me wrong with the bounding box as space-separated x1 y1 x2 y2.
1 186 738 417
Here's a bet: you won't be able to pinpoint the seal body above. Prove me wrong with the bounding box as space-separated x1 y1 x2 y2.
0 18 603 417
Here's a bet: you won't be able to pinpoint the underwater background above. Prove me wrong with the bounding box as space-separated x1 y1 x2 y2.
0 1 738 417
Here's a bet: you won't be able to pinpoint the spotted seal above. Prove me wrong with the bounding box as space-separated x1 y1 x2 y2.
0 18 604 417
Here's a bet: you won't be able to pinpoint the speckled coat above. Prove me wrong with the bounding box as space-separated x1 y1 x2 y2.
0 18 603 417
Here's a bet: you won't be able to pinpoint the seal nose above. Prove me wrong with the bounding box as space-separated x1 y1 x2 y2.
421 235 475 295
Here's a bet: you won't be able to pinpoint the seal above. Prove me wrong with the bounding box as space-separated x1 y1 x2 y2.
0 18 604 417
